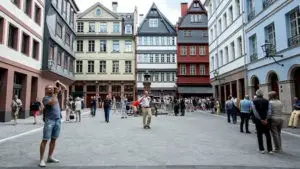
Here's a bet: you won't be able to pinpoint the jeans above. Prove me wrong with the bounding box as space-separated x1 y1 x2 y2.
91 106 96 116
227 110 237 123
255 122 273 152
240 113 250 132
104 107 110 122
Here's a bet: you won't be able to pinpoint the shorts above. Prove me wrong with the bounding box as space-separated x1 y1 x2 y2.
43 119 61 140
32 110 39 116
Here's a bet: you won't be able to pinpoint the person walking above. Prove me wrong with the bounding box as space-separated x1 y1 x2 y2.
180 98 186 116
65 97 72 122
239 95 252 133
139 91 152 129
30 98 42 125
225 96 236 124
216 100 221 115
174 98 180 116
104 95 111 123
121 95 128 119
75 97 82 122
252 90 273 154
39 83 63 167
90 96 97 117
288 97 300 128
269 91 284 152
111 96 117 114
11 95 23 125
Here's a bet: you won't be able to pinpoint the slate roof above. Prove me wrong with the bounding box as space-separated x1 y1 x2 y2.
137 3 176 36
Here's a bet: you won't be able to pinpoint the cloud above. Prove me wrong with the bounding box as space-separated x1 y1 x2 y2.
75 0 205 24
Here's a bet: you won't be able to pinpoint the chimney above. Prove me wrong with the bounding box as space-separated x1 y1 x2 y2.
181 3 188 17
112 1 118 13
139 14 144 25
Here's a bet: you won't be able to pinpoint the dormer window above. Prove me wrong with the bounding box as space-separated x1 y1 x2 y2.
96 9 101 16
125 24 132 34
149 19 158 28
194 2 200 8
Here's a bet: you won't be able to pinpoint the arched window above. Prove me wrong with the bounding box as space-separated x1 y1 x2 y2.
96 9 101 16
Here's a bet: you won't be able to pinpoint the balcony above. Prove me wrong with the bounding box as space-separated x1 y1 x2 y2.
263 0 276 10
288 35 300 47
248 10 255 21
250 53 258 62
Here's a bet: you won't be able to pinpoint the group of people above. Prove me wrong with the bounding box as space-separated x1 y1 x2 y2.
224 89 300 154
65 96 84 122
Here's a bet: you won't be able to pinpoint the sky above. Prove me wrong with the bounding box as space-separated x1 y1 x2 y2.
75 0 206 24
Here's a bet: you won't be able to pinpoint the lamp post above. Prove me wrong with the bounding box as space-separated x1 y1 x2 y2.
143 70 151 94
261 40 284 66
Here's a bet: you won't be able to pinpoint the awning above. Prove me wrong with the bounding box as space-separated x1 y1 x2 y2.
178 87 213 94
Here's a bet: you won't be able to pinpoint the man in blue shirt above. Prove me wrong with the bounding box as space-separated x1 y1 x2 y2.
39 82 64 167
288 97 300 128
239 95 252 133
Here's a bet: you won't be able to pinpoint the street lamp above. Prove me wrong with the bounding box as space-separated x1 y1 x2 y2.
261 40 284 66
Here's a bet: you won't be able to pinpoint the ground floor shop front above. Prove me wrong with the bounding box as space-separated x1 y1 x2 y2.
71 81 136 107
177 86 213 97
137 87 176 99
0 57 72 122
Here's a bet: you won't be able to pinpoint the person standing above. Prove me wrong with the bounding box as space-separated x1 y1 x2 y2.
225 96 236 124
174 98 179 116
74 97 82 122
239 95 252 133
30 98 42 125
65 97 72 122
288 97 300 128
252 90 273 154
180 98 186 116
111 96 117 114
104 95 111 123
269 91 284 152
121 95 128 119
216 100 221 115
11 95 23 125
90 96 97 117
139 91 152 129
39 84 62 167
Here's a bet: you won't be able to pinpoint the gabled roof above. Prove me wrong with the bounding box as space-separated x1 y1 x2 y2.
178 0 207 27
137 3 176 35
77 2 119 19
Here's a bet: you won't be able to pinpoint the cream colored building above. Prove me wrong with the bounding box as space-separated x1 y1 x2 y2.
72 1 137 104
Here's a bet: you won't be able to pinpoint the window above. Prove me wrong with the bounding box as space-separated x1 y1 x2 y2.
225 46 229 63
77 22 83 32
89 22 95 32
63 0 67 19
171 72 175 82
190 64 196 75
125 61 132 73
219 50 223 66
125 40 132 52
266 23 276 49
210 29 213 41
223 13 227 28
57 51 62 65
249 34 257 60
161 73 165 82
8 24 19 50
64 55 68 68
288 10 300 47
24 0 32 17
172 55 175 63
11 0 20 8
0 17 3 43
211 57 214 70
56 22 62 38
138 37 142 45
99 60 106 73
69 59 74 72
143 37 147 45
100 40 106 52
161 36 165 45
235 0 240 16
125 24 132 34
155 73 159 82
167 54 170 63
96 9 101 16
172 37 175 45
88 61 94 73
155 54 159 63
200 65 205 75
191 15 194 22
214 24 217 39
237 37 243 57
113 22 120 33
199 46 206 55
166 73 170 82
184 30 192 37
150 54 154 63
155 37 159 45
218 19 222 34
76 60 83 73
190 46 196 56
77 40 83 52
180 46 187 56
215 53 219 68
229 6 233 24
112 61 119 73
34 4 41 25
167 37 171 45
194 2 200 8
88 40 95 52
138 74 142 82
49 45 54 60
21 33 30 56
65 32 70 46
161 55 165 63
149 19 158 27
231 42 235 60
180 65 186 75
150 37 153 45
100 23 107 32
113 40 120 52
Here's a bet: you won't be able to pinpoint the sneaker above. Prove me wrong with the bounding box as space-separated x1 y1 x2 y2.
39 160 46 167
47 157 60 163
268 151 274 154
260 150 265 154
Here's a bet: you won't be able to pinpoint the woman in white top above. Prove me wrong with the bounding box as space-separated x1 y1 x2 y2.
75 97 82 122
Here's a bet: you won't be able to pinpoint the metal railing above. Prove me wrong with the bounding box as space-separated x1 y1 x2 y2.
263 0 276 9
288 35 300 47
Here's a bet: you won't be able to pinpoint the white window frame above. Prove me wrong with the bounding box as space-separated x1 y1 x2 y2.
113 40 120 52
125 40 132 52
88 40 95 52
149 19 158 27
199 46 206 55
125 61 132 73
200 65 205 75
100 22 107 33
88 60 94 73
180 64 186 75
190 46 196 56
112 61 119 73
77 22 83 32
190 64 196 75
99 60 106 73
180 46 187 56
89 22 95 32
76 60 83 73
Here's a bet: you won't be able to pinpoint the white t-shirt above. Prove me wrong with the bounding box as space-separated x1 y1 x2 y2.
75 100 82 111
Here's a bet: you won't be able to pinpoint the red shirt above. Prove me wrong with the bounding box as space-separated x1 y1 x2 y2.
132 101 139 107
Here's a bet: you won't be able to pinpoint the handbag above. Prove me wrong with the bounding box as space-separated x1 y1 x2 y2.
70 112 75 120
